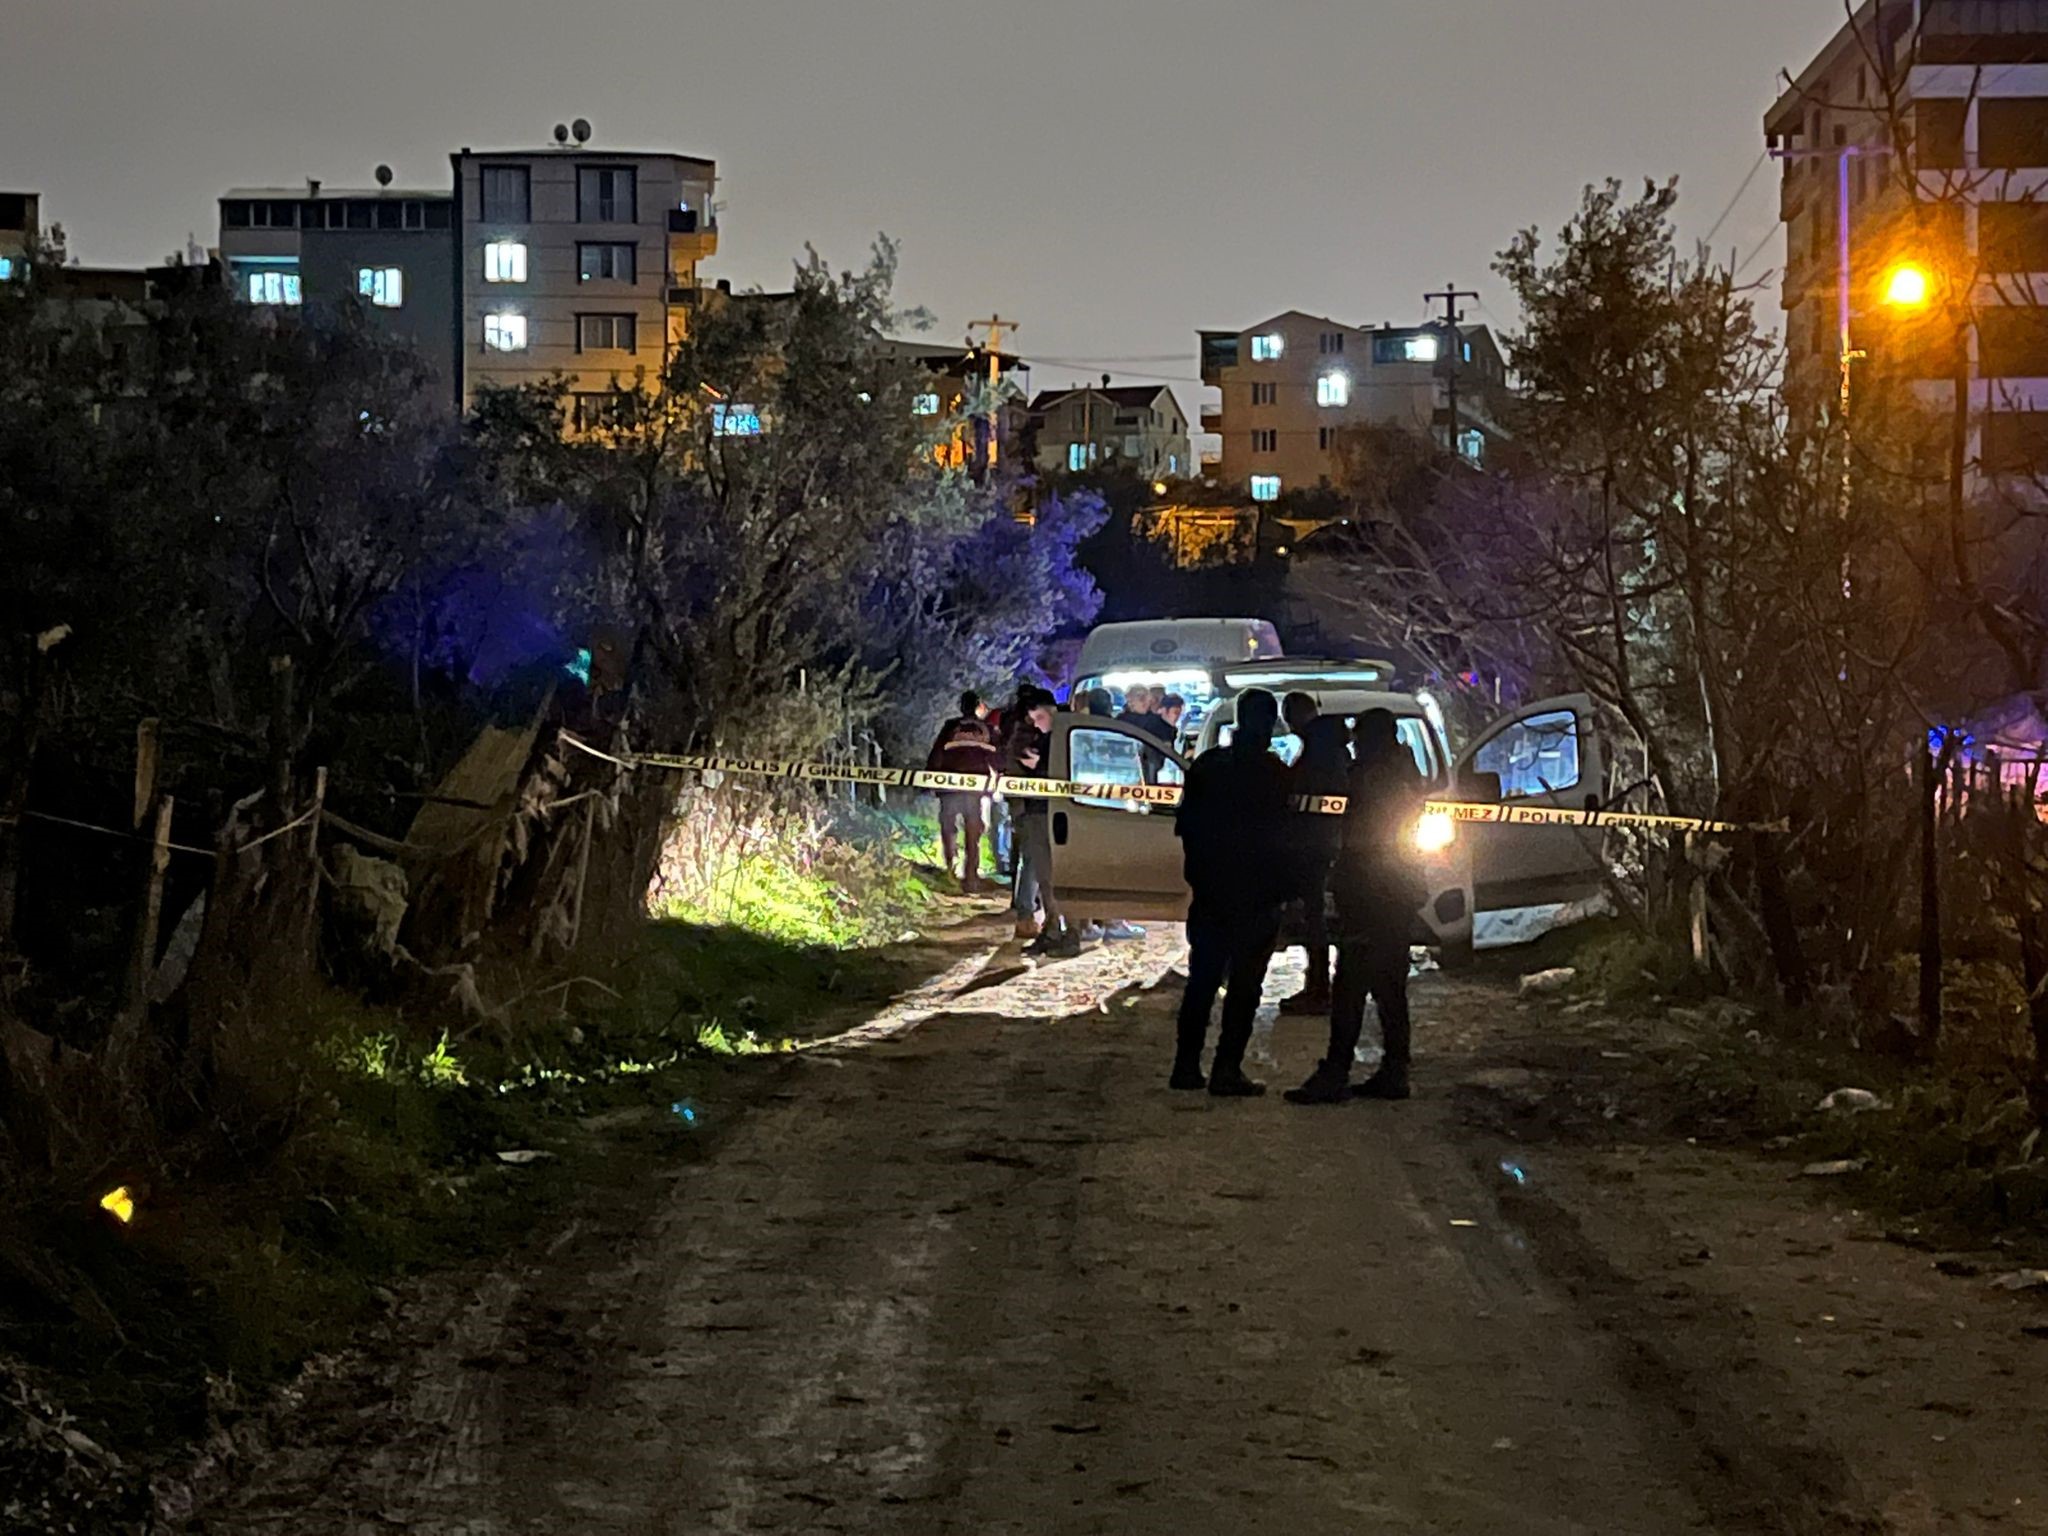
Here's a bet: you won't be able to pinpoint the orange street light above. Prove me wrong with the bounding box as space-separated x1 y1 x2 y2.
1883 262 1932 309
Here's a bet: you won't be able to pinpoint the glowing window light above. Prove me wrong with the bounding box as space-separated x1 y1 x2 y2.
1316 371 1351 407
484 241 527 283
1250 332 1285 361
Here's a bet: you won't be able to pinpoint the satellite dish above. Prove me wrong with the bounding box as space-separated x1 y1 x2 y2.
571 118 592 144
374 164 393 187
553 123 570 144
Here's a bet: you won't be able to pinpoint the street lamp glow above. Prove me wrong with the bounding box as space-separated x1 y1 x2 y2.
1883 263 1931 309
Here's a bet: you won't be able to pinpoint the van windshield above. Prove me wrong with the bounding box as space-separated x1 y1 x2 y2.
1218 716 1443 782
1071 670 1218 736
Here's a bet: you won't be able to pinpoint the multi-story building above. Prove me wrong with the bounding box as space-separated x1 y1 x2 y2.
1766 1 2048 470
1197 310 1509 502
451 142 717 423
0 191 40 280
218 179 458 395
1028 383 1191 479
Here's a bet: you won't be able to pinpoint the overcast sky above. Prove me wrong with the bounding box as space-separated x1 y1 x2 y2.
4 0 1837 396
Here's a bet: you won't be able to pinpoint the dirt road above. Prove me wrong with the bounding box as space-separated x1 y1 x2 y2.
197 921 2048 1535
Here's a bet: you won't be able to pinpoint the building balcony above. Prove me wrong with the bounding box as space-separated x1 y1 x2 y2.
1200 407 1225 432
668 208 718 263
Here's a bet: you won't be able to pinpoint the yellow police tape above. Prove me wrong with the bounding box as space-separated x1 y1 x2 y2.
560 736 1785 836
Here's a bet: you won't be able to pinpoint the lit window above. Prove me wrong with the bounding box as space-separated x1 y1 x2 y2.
576 312 637 352
1373 334 1440 365
484 313 527 351
1407 335 1440 362
1250 474 1281 502
484 241 527 283
246 268 302 306
712 403 763 436
1068 441 1100 471
357 267 403 307
1168 453 1179 474
1316 371 1350 407
912 392 941 415
0 257 14 281
1250 332 1285 361
1458 429 1485 465
1462 340 1473 363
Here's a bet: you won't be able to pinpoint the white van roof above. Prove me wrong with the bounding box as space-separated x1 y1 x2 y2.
1073 619 1282 681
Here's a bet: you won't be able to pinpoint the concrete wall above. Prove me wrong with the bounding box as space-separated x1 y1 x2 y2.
300 227 458 400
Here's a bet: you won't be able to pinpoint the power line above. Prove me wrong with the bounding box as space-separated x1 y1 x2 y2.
1702 149 1771 249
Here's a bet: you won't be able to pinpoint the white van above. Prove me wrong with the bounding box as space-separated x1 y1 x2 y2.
1044 657 1606 963
1069 618 1283 739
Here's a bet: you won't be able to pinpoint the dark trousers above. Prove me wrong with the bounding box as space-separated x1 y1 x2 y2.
1301 860 1335 995
1326 923 1412 1072
1176 903 1281 1076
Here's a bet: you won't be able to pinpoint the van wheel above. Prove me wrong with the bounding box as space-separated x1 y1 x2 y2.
1438 932 1475 971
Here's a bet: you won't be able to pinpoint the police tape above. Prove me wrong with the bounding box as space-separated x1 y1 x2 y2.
558 735 1785 835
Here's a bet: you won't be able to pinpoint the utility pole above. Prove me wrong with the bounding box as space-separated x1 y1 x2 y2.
966 315 1016 474
1423 284 1479 459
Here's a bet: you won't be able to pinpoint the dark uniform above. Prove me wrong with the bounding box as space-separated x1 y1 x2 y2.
1171 696 1294 1095
1288 715 1426 1104
1285 714 1353 1008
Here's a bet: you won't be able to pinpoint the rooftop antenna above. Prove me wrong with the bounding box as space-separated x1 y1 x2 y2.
553 123 570 145
374 164 393 187
571 118 593 145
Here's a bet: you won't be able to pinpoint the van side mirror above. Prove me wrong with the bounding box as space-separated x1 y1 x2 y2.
1458 768 1503 803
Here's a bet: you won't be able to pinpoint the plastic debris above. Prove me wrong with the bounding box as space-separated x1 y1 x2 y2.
1816 1088 1883 1114
1801 1159 1866 1177
1517 967 1577 997
1448 1218 1479 1228
1990 1269 2048 1292
670 1100 701 1125
494 1149 555 1165
1498 1159 1529 1186
98 1186 135 1224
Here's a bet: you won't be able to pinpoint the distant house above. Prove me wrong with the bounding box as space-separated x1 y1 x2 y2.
1029 383 1190 480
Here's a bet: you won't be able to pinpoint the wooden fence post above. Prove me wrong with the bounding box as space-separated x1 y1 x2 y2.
118 792 175 1063
1918 739 1943 1052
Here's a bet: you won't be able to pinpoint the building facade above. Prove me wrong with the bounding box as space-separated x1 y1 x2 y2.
451 145 717 421
218 182 459 397
1028 383 1190 479
0 191 40 281
1767 1 2048 470
1197 310 1508 501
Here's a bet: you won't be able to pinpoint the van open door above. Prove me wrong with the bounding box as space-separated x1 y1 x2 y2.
1451 693 1607 912
1042 716 1192 921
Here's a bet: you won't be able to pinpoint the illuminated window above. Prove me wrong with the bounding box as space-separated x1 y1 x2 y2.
1373 333 1439 364
0 257 14 281
483 313 527 351
1316 371 1350 407
1458 429 1485 465
573 391 629 431
1250 474 1281 502
912 392 941 415
357 267 403 307
576 312 637 352
245 268 302 306
577 241 636 282
712 403 763 436
1250 332 1285 361
484 241 526 283
1068 441 1099 471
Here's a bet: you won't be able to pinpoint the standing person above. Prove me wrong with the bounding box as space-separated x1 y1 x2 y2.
1155 692 1188 751
1279 692 1352 1015
1285 708 1426 1105
1005 688 1080 957
1084 686 1116 718
1115 683 1155 733
924 690 1000 892
1171 688 1294 1096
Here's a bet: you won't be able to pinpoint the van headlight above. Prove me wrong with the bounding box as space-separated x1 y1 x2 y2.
1414 810 1456 854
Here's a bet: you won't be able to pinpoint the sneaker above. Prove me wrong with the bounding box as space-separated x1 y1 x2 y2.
1042 929 1083 960
1278 988 1331 1016
1351 1069 1411 1101
1283 1064 1351 1106
1080 921 1106 942
1102 920 1146 941
1207 1069 1267 1099
1168 1062 1207 1091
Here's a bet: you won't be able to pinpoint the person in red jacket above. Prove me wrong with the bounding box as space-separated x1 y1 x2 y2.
924 690 1000 891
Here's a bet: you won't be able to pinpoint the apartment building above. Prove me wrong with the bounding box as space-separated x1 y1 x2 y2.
1197 310 1508 502
0 191 40 280
1028 383 1191 479
1766 1 2048 471
452 142 717 423
218 179 458 392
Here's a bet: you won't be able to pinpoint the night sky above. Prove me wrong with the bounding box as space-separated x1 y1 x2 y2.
4 0 1831 393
